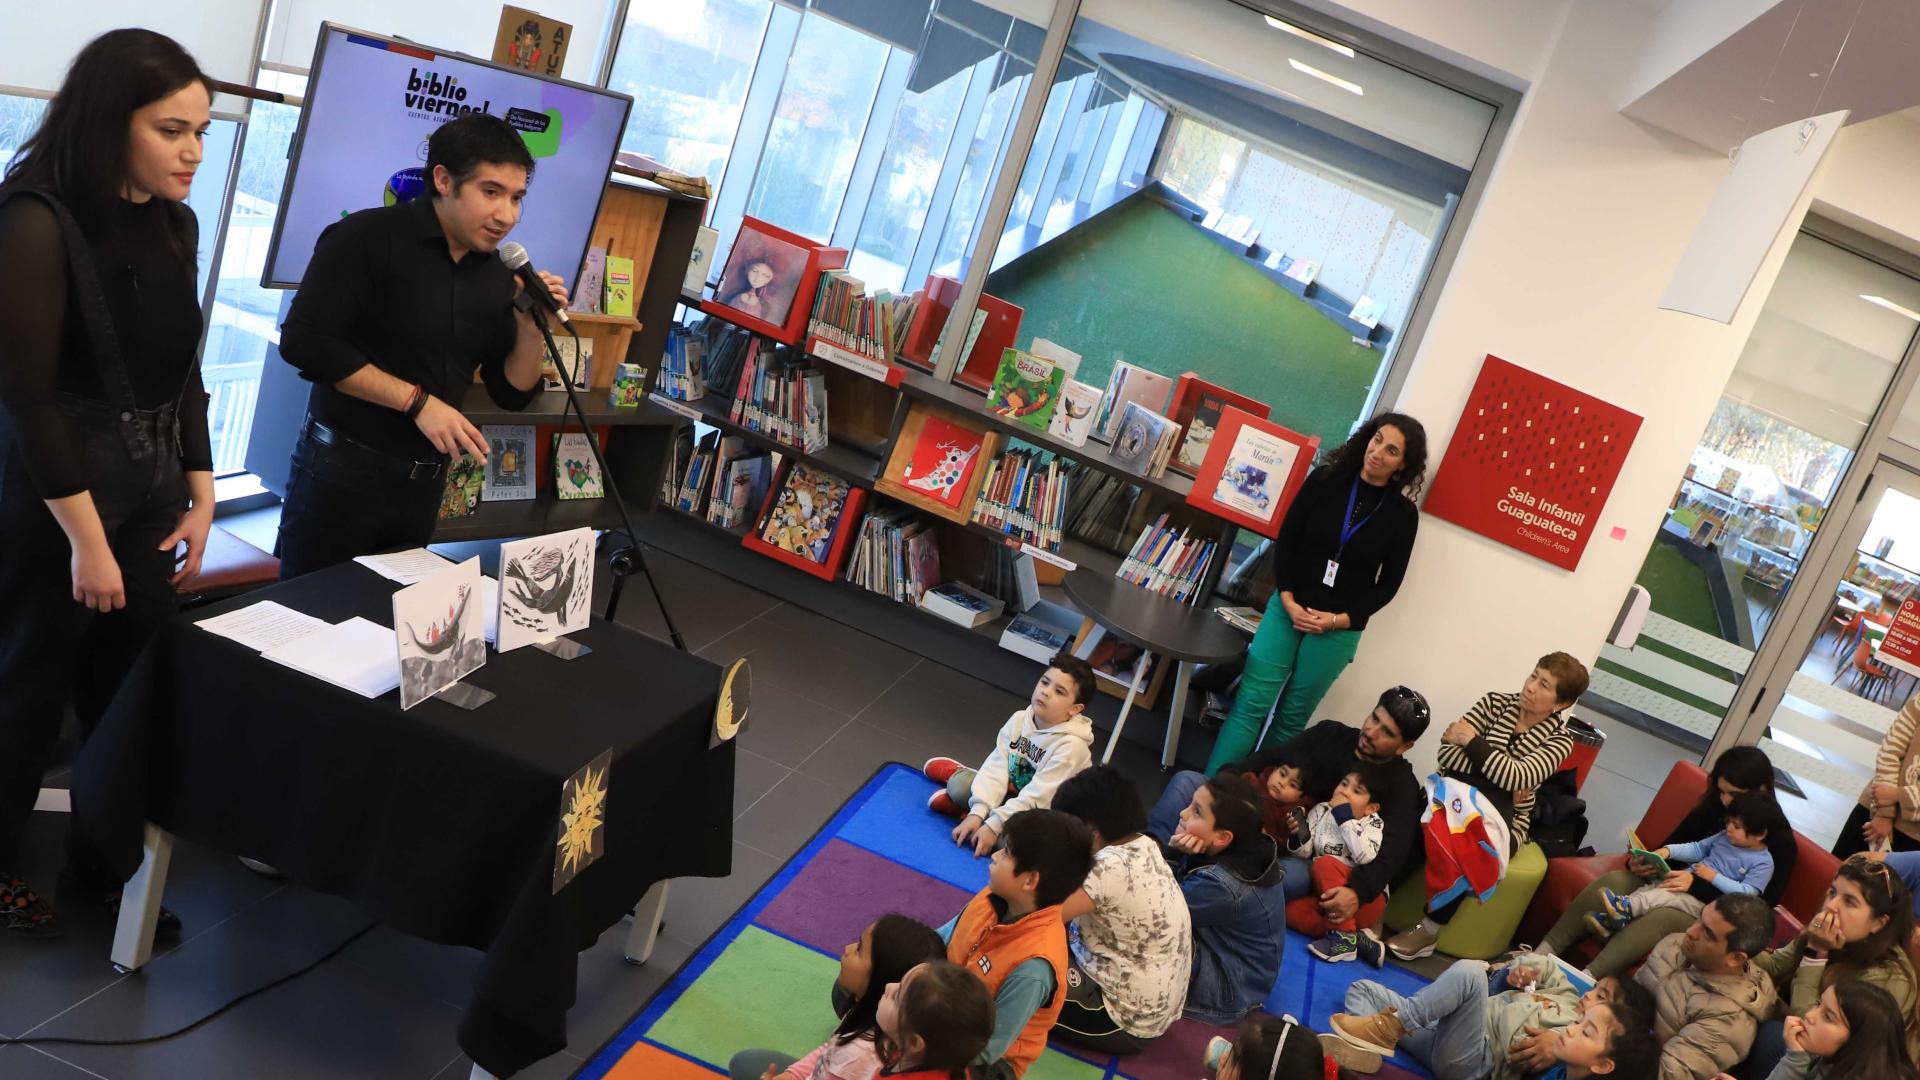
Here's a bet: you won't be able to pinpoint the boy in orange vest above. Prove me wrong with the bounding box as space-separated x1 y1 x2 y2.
940 809 1095 1079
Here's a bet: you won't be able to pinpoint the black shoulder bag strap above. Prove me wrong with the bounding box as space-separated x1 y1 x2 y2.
0 187 154 460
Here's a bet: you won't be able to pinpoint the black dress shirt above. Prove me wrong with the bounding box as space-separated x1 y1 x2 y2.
0 194 210 497
1269 466 1419 631
279 196 537 458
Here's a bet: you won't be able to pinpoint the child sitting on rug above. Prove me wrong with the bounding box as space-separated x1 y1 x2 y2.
727 914 946 1080
923 654 1097 857
1049 766 1192 1055
875 959 997 1080
1326 956 1660 1080
1204 1014 1347 1080
1167 771 1288 1027
940 809 1094 1080
1582 789 1782 942
1284 761 1390 963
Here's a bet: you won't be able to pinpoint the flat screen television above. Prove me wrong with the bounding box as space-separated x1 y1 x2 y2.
263 23 632 289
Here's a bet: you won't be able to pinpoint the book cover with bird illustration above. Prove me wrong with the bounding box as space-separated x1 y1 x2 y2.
1047 379 1102 447
497 527 595 652
986 348 1063 433
393 557 487 710
553 432 605 500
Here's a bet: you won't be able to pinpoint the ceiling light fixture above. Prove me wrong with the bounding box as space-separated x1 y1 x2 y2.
1862 294 1920 322
1289 58 1364 95
1263 15 1356 58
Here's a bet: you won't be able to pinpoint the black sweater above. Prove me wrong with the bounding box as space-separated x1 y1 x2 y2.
1270 466 1418 631
1229 721 1422 903
0 194 210 497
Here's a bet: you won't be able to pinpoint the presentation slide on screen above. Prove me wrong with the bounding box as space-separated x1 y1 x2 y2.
267 28 628 287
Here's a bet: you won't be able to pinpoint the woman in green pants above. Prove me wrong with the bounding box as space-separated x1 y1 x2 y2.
1203 414 1425 774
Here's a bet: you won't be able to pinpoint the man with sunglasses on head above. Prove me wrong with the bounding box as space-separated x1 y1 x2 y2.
1148 686 1431 961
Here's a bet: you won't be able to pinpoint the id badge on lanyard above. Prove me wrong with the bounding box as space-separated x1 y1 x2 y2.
1331 476 1380 588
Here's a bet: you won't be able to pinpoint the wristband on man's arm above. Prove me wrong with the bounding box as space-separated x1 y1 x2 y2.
403 384 427 419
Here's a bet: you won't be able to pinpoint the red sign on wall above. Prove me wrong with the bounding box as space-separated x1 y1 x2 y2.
1423 356 1642 571
1880 598 1920 673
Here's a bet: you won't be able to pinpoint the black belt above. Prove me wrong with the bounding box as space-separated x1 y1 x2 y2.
305 420 445 481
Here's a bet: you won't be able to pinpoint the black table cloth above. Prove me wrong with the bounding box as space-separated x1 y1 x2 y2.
72 561 733 1076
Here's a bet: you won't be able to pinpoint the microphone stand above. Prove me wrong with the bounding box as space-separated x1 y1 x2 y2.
520 294 687 652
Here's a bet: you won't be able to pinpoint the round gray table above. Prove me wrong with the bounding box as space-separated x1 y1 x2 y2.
1064 569 1249 768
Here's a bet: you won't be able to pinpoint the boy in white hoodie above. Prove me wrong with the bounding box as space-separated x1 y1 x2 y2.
924 653 1098 857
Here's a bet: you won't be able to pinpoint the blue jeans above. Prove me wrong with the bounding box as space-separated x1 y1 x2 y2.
1148 770 1311 902
1345 960 1494 1079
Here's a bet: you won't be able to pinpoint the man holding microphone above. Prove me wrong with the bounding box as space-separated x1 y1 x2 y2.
274 113 569 577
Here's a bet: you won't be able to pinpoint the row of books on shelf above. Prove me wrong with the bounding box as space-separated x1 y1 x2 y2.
1119 513 1218 605
806 269 919 361
848 508 942 605
669 431 775 531
724 351 829 455
656 326 706 401
970 447 1069 553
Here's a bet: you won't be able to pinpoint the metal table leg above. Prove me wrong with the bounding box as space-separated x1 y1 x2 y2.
1162 660 1193 770
1100 650 1155 765
110 823 173 973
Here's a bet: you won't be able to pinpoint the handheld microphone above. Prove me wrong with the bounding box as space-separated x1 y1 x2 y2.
498 241 570 325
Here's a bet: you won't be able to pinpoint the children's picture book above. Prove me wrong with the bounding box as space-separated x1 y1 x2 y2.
437 454 484 519
1348 294 1386 329
1095 361 1173 443
608 362 645 407
497 527 595 652
1110 402 1176 478
986 348 1064 432
1628 831 1672 875
553 432 605 500
604 254 636 317
393 557 487 711
1176 392 1233 474
758 463 852 565
1188 408 1317 537
1167 375 1269 478
482 424 536 501
684 225 719 295
1048 378 1102 447
1274 254 1318 287
999 599 1080 665
920 581 1005 628
571 246 606 315
544 335 592 392
901 414 986 510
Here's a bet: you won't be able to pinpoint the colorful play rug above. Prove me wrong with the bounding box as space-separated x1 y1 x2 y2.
577 764 1434 1079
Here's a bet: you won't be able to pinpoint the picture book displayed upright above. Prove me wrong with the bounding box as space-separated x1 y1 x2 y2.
702 216 848 346
1094 361 1173 443
497 527 595 652
482 424 537 501
438 456 484 519
1167 374 1269 478
741 460 869 581
954 292 1024 391
875 401 1001 525
1187 407 1318 537
896 273 962 368
393 558 487 711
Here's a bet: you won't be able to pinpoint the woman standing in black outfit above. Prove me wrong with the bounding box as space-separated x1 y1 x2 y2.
0 30 215 937
1203 413 1427 773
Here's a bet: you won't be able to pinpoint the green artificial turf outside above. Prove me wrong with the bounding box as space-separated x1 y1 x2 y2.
985 198 1384 449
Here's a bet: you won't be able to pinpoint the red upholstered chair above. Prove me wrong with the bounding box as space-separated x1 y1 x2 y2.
1517 760 1706 948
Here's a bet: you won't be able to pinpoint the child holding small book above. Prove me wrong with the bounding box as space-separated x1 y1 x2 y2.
923 655 1098 857
728 914 947 1080
1583 790 1783 939
1283 762 1389 962
939 809 1095 1079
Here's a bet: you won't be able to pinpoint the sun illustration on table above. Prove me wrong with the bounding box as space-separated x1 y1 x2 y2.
557 763 608 878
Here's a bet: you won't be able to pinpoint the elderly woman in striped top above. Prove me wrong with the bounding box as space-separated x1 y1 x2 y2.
1378 652 1587 962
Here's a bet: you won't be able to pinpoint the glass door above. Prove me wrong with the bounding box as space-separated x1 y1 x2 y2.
1730 466 1920 848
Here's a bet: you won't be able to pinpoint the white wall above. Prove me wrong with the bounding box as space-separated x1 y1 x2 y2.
1310 0 1817 778
1292 0 1573 89
265 0 614 83
1813 110 1920 253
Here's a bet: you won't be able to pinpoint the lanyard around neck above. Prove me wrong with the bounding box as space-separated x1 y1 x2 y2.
1340 474 1383 554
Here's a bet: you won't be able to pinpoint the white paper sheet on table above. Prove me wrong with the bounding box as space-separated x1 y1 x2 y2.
354 548 457 585
195 601 329 651
262 616 401 699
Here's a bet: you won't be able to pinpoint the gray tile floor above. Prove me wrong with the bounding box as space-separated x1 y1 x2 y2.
2 542 1674 1079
